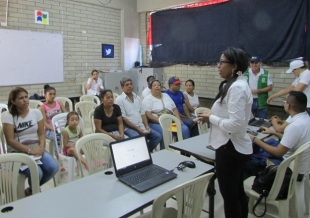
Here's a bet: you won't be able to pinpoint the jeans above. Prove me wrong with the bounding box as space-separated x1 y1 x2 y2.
216 140 250 218
181 117 199 137
251 98 267 119
149 122 190 150
20 151 59 190
124 128 162 152
45 130 61 156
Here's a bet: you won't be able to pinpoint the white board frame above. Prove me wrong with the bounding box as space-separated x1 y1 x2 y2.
0 29 64 86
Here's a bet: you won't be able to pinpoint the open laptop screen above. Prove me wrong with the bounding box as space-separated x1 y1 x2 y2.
110 136 152 176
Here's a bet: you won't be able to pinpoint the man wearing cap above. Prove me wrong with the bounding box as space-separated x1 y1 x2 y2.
268 60 310 114
141 75 155 100
165 76 199 137
115 77 162 152
244 56 273 118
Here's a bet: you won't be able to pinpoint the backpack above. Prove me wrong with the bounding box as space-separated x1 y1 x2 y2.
251 165 292 217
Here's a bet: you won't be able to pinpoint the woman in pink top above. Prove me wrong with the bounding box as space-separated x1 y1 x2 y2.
39 85 66 158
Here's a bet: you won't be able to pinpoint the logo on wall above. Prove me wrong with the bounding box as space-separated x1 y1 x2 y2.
102 44 114 58
35 10 49 25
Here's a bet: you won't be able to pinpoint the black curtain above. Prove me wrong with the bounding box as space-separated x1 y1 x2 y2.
151 0 308 65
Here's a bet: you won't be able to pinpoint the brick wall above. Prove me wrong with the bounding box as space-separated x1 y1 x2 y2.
0 0 121 102
139 13 296 110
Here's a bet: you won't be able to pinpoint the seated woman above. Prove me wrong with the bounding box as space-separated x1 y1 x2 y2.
2 87 58 196
39 85 66 158
142 80 190 150
94 90 127 140
183 79 200 116
86 70 104 98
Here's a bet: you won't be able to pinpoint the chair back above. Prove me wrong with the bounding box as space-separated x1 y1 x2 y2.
0 153 40 205
75 133 115 177
79 95 100 105
29 100 43 109
82 81 87 95
51 112 85 154
74 101 97 134
55 97 73 111
151 172 214 218
267 143 310 201
113 93 119 102
0 103 8 113
89 109 95 133
0 125 7 154
159 114 183 150
194 107 211 135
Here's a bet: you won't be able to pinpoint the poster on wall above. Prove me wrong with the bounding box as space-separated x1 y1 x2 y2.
35 10 49 25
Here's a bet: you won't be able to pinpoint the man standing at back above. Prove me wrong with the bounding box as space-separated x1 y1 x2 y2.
115 77 162 152
244 56 273 118
165 76 198 137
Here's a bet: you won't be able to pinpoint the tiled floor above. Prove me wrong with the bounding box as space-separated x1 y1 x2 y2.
39 159 310 218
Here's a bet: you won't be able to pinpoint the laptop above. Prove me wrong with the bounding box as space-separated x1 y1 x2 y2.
248 112 272 128
110 136 177 193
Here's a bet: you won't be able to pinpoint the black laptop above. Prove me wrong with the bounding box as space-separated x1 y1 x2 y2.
109 136 177 193
248 118 272 128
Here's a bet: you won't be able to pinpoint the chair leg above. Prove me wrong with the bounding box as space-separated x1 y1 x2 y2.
248 197 255 215
67 158 75 182
278 201 289 218
305 176 310 215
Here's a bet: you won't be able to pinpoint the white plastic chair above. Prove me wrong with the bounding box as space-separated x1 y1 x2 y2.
0 103 8 112
29 100 43 109
194 107 211 135
136 172 214 218
75 133 115 177
74 101 97 134
159 114 183 150
292 142 310 217
89 109 95 133
52 112 85 182
55 97 73 111
79 95 100 106
82 81 87 95
244 142 310 218
0 126 7 154
0 153 40 205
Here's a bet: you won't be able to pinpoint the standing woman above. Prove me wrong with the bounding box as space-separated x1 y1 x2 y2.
86 70 104 98
183 79 200 114
39 85 66 157
198 47 252 218
94 89 127 140
2 87 58 195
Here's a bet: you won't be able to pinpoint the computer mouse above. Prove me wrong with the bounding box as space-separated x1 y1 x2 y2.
184 161 196 168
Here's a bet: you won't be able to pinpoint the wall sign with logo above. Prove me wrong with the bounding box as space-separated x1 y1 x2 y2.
35 10 49 25
102 44 114 58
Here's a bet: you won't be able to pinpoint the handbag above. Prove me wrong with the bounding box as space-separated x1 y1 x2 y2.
251 164 292 217
153 96 173 117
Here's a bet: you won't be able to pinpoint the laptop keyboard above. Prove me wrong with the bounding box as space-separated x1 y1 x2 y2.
125 166 166 185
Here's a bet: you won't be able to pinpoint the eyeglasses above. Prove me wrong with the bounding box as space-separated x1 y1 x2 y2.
217 60 231 66
282 98 287 104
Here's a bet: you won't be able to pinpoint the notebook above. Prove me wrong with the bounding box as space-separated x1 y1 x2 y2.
110 136 177 193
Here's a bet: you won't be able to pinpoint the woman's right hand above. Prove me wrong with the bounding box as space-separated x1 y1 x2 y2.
111 134 123 141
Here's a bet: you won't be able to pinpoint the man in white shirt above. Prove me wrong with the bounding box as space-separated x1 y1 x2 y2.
141 75 155 100
86 70 104 96
248 91 310 178
268 59 310 115
115 77 162 152
244 56 273 118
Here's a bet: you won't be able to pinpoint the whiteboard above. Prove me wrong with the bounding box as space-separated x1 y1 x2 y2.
0 29 64 86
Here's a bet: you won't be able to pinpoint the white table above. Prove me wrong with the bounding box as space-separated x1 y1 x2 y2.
0 150 213 218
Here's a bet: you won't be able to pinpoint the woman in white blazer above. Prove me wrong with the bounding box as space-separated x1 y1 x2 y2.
198 47 253 218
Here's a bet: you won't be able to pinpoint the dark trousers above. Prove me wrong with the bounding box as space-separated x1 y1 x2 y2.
216 140 250 218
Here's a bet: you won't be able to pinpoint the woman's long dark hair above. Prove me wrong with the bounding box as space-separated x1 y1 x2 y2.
8 87 28 116
214 47 248 103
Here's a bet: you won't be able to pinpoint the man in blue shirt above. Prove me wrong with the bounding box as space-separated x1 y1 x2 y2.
166 76 198 137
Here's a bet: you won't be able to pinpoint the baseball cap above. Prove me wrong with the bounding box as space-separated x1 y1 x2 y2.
168 76 182 85
286 60 304 74
250 56 261 62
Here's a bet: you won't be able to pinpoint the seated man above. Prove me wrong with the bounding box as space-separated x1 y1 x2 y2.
165 76 199 137
141 75 155 100
246 91 310 179
115 77 162 152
